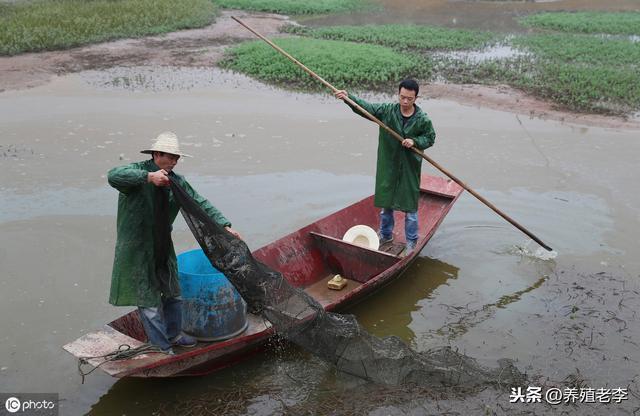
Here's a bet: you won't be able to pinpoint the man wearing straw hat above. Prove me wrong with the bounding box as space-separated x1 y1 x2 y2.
335 79 436 254
107 132 241 354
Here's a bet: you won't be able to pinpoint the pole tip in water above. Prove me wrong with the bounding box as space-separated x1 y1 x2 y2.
534 247 558 260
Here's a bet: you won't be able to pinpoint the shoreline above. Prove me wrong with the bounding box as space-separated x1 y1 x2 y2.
1 10 638 130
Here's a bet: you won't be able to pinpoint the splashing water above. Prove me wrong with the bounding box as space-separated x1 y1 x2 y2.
534 247 558 260
504 243 558 261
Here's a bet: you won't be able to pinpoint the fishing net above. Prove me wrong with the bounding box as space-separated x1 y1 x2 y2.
169 178 525 387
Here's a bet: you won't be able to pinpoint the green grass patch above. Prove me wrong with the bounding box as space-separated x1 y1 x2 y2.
225 21 638 114
221 37 429 90
0 0 217 55
506 34 639 113
284 24 496 51
213 0 374 15
524 63 640 113
436 54 640 114
512 34 640 67
520 12 640 36
434 58 524 86
427 28 640 114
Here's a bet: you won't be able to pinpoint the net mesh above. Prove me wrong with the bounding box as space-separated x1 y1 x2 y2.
170 178 525 387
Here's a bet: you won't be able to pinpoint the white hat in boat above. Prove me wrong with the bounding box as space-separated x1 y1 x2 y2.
342 225 380 250
141 131 192 158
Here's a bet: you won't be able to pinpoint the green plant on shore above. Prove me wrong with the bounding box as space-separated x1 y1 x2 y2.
283 24 497 51
520 11 640 36
213 0 375 15
512 33 640 67
0 0 217 55
227 19 639 115
507 33 639 112
221 37 430 91
283 22 639 114
436 55 640 114
526 64 639 114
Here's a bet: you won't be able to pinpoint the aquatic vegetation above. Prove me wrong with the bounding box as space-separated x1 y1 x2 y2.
520 11 640 36
221 37 430 91
510 34 640 113
283 24 497 51
0 0 217 55
522 63 640 114
213 0 375 15
284 22 640 113
437 55 640 114
512 34 640 67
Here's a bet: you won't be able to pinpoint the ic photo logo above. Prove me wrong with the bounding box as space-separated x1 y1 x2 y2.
1 394 58 415
5 397 21 413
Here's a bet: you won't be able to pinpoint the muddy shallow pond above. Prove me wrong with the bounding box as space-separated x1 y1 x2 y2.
1 67 639 415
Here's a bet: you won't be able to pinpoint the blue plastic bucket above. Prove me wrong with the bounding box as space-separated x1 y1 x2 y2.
177 249 248 341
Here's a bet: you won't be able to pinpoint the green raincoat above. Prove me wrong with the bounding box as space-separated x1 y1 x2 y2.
348 94 436 212
107 159 231 307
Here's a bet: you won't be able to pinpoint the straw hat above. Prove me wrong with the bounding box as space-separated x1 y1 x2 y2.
342 225 380 250
141 131 192 158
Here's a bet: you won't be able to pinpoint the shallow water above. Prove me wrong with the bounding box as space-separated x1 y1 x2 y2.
434 43 527 63
1 67 639 414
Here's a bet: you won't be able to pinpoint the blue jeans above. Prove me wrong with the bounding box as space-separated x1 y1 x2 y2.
380 208 418 243
138 296 183 350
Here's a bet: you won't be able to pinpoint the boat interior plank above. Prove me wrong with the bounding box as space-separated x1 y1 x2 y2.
304 273 362 308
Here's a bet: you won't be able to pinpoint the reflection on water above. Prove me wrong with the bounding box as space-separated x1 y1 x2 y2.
347 257 459 343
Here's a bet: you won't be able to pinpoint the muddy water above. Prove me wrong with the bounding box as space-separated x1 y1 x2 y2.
303 0 640 32
1 67 639 415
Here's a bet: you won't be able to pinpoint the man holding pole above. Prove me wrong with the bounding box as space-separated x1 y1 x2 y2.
231 16 552 252
335 79 436 254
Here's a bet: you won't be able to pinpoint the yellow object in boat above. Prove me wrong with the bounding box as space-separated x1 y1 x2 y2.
327 274 347 290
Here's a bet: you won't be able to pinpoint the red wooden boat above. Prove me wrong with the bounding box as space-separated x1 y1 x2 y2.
63 174 463 378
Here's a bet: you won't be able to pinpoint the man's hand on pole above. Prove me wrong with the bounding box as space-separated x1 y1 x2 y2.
334 90 348 100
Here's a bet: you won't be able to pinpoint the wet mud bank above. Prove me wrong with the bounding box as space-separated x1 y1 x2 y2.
426 83 640 130
0 11 292 92
1 11 639 129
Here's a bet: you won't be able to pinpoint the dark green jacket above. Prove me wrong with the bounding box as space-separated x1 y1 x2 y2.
107 159 231 307
348 94 436 212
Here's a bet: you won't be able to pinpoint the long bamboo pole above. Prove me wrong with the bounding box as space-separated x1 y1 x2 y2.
231 16 553 251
